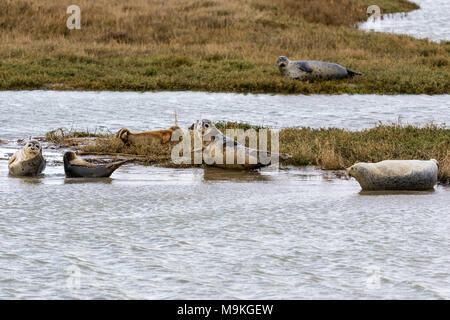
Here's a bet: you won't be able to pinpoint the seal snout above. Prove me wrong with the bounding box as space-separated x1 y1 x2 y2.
25 141 42 154
346 166 353 176
346 164 359 177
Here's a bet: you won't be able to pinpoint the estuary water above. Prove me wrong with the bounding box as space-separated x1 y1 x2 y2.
0 91 449 140
0 91 449 299
359 0 450 42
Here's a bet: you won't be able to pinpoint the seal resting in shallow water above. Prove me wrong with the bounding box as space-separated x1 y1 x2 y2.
275 56 362 80
63 151 130 178
190 119 291 170
8 140 46 176
346 159 438 191
116 126 181 145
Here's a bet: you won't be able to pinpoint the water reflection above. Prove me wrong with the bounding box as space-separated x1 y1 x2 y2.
202 167 271 182
64 177 113 185
1 92 449 140
7 174 46 185
358 189 436 196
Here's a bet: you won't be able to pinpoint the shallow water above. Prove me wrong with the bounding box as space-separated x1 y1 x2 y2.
359 0 450 42
1 91 450 299
0 91 449 140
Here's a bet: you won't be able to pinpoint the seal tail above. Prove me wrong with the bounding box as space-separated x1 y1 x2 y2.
105 159 132 176
346 68 362 77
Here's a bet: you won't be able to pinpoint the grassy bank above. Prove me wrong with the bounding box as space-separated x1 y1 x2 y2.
0 0 448 94
44 123 450 183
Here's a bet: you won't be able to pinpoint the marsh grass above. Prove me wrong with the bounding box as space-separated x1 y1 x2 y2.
44 122 450 182
45 127 110 144
0 0 448 93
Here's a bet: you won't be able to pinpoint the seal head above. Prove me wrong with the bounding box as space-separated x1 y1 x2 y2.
275 56 289 68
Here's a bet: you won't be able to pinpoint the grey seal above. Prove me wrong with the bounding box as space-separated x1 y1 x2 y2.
275 56 362 80
190 120 291 170
347 159 438 191
8 140 46 176
63 151 130 178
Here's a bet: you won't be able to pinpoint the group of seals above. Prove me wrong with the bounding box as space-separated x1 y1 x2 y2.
275 56 362 80
6 125 440 191
346 159 438 191
190 119 291 170
7 141 129 178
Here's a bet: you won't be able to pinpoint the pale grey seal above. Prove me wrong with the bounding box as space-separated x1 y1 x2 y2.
8 140 46 176
275 56 362 80
190 120 291 170
63 151 130 178
346 159 438 191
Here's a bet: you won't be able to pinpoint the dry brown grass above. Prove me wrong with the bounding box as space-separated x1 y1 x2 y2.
0 0 447 93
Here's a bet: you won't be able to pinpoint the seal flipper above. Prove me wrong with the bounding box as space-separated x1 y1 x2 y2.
346 68 362 77
295 62 314 73
8 153 17 166
104 160 130 177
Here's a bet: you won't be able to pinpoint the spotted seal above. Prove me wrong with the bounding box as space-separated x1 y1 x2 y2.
275 56 362 80
63 151 130 178
190 119 291 170
8 140 46 176
346 159 438 191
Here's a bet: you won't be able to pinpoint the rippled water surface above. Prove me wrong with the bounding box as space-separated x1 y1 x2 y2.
1 91 450 299
359 0 450 42
0 91 449 140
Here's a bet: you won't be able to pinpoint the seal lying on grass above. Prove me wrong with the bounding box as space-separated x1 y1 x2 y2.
346 159 438 191
190 119 291 170
275 56 362 80
8 140 46 176
63 151 130 178
116 126 181 146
